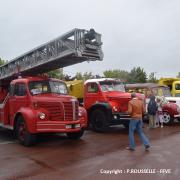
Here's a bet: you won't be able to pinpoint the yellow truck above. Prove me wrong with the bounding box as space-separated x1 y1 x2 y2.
66 80 84 104
159 78 180 97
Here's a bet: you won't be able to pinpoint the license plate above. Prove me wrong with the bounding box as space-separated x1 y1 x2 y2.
75 124 81 128
66 125 72 129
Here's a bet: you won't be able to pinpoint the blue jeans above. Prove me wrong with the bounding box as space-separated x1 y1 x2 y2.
129 119 150 149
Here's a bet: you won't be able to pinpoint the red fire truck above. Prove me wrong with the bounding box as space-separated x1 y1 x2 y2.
67 78 145 132
0 28 103 146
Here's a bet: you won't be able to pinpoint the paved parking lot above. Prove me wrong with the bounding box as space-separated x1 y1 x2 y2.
0 123 180 180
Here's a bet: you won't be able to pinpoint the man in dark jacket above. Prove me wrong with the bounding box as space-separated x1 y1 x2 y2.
147 95 158 128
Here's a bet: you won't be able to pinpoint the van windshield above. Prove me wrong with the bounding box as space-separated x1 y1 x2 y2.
100 81 125 92
29 80 68 95
152 87 171 97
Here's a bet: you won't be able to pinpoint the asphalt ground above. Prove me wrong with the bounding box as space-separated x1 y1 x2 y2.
0 123 180 180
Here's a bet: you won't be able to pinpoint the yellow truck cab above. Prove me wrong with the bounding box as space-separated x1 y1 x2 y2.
159 78 180 97
66 80 84 104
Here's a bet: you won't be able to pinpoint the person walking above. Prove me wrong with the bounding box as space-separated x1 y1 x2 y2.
156 97 164 128
147 95 158 128
126 93 150 151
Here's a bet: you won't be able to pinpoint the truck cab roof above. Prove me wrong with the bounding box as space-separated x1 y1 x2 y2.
85 78 122 84
11 76 64 84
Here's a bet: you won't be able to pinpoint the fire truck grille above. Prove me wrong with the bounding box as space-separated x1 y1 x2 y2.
39 102 63 121
39 101 79 121
63 101 79 120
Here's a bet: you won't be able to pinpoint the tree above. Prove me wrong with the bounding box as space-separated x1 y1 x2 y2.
147 72 158 83
177 72 180 78
128 67 147 83
103 69 130 82
75 72 83 80
74 72 96 80
0 58 6 66
47 69 65 79
82 72 94 80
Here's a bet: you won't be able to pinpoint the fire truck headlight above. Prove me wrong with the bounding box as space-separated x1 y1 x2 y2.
78 111 83 117
113 106 118 112
78 108 84 117
39 113 46 120
78 107 86 117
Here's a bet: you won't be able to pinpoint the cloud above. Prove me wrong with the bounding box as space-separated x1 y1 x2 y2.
0 0 180 78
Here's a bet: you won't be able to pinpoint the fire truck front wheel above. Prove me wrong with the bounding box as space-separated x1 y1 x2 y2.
66 129 84 140
90 109 108 132
15 116 36 146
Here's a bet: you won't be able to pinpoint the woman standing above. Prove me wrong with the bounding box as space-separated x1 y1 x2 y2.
156 97 164 128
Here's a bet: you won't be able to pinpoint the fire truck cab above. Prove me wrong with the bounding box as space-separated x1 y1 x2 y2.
0 76 87 146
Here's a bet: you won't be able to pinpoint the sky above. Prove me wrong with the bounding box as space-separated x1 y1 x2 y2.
0 0 180 78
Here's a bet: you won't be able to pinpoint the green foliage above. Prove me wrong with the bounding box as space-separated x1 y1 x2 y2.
0 58 6 66
75 72 96 80
103 69 130 82
177 72 180 78
47 70 97 81
147 72 158 83
47 69 64 79
128 67 147 83
75 72 83 80
83 72 94 80
103 67 147 83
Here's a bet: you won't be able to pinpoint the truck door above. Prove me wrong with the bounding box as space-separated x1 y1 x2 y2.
9 83 28 124
84 83 99 109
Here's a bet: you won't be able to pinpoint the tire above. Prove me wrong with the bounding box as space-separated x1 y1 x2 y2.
15 116 36 146
67 129 84 140
90 109 108 132
163 111 173 125
123 122 129 129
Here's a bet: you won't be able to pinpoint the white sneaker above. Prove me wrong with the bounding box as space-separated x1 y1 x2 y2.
161 125 163 128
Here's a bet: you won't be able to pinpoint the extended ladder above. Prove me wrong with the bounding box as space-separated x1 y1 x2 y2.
0 28 103 84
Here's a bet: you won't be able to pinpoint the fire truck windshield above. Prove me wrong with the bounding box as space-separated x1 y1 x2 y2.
100 81 125 92
29 80 68 95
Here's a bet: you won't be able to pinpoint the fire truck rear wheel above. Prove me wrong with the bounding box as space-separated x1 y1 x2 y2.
66 129 84 140
15 116 36 146
91 109 108 132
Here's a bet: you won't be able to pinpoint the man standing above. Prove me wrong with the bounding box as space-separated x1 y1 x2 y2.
147 95 158 128
126 93 150 151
